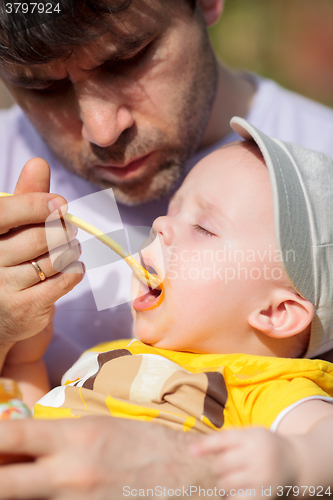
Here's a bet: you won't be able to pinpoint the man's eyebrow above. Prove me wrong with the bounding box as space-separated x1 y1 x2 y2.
6 75 64 88
83 31 157 74
108 31 156 60
6 31 156 87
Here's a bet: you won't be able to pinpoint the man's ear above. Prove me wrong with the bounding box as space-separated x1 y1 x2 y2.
248 291 315 339
197 0 224 27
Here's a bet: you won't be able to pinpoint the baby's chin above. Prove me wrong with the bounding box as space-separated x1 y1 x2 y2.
133 330 157 346
132 320 164 347
132 315 148 340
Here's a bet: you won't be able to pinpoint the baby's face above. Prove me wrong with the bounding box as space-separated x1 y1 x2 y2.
131 143 285 354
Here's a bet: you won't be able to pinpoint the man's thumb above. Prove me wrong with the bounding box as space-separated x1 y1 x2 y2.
14 157 51 194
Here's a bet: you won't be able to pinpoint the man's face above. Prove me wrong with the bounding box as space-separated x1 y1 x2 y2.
131 144 289 355
0 0 217 205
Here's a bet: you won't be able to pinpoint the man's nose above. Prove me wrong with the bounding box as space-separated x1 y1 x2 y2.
152 216 174 246
78 91 134 148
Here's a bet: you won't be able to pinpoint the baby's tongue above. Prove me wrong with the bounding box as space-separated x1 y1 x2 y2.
142 289 161 302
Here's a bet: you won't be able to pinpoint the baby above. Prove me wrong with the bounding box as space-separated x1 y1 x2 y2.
5 118 333 495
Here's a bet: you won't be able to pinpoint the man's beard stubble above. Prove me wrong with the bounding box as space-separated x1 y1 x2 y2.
45 39 218 206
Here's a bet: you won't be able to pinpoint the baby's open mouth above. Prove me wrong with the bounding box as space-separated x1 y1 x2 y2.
133 265 164 311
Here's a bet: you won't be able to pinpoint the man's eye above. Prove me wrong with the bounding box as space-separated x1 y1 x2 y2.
33 80 68 95
109 43 152 71
193 224 216 237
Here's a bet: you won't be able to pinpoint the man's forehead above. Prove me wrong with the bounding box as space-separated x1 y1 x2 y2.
2 32 158 86
0 0 167 81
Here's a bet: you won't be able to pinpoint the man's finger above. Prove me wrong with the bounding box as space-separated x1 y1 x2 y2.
14 158 51 195
0 193 67 234
0 221 78 268
8 240 82 290
20 261 85 308
0 461 53 499
0 420 59 455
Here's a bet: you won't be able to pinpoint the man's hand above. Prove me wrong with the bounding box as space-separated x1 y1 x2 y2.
0 158 84 365
0 417 215 500
192 427 300 499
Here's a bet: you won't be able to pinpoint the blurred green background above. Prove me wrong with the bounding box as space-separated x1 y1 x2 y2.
1 0 333 108
209 0 333 107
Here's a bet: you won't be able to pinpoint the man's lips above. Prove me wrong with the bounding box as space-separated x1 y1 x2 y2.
94 153 152 179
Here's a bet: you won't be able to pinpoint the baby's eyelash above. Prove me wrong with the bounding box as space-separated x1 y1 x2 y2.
193 224 216 237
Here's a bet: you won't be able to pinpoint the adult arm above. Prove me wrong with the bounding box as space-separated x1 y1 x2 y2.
0 416 216 499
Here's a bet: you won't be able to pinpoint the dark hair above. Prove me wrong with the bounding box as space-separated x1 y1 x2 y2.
0 0 196 65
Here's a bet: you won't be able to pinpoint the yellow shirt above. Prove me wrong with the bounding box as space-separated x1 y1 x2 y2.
34 339 333 433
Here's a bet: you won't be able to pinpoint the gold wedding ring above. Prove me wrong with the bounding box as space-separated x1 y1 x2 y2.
31 261 46 282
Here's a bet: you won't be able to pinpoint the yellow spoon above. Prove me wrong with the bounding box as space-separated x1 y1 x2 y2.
0 192 161 289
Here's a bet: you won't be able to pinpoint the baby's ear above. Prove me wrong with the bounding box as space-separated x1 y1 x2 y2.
248 290 314 339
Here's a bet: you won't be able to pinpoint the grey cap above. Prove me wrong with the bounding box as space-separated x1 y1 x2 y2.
230 116 333 358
